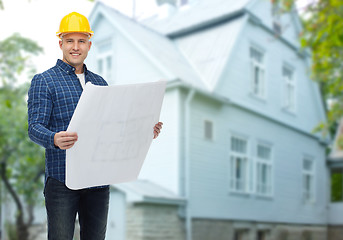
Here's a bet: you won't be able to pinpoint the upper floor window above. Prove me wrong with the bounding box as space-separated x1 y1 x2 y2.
96 39 113 84
283 66 296 112
250 47 265 99
303 158 315 203
272 1 282 35
230 136 249 193
256 144 273 196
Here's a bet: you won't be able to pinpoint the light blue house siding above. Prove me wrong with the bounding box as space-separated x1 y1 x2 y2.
86 0 330 239
186 92 327 224
87 15 167 86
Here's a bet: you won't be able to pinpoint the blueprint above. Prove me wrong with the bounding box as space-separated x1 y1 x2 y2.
66 81 166 190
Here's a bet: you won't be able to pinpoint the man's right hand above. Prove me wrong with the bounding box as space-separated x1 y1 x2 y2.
54 131 78 149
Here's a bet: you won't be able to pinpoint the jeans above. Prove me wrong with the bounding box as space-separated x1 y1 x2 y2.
44 177 110 240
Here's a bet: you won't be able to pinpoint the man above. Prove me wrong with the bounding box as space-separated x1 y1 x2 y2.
27 12 163 240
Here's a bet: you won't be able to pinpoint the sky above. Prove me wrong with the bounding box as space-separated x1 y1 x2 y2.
0 0 313 80
0 0 158 75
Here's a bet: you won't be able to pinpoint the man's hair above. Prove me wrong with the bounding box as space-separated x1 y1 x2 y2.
60 33 91 41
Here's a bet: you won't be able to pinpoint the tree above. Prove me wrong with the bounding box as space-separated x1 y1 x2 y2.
277 0 343 137
0 33 44 240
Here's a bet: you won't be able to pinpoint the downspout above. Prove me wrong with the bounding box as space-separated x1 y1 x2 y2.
185 88 195 240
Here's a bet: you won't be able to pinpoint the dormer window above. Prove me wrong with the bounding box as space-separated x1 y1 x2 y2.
272 1 282 35
250 46 265 98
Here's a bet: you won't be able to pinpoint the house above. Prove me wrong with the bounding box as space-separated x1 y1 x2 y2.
86 0 330 240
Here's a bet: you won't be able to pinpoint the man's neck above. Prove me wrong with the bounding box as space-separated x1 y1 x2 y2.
62 59 84 74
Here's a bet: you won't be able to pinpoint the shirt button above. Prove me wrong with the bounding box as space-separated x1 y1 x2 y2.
67 71 69 73
72 68 75 71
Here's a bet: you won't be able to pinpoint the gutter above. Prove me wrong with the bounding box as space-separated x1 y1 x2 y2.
167 80 328 145
185 88 195 240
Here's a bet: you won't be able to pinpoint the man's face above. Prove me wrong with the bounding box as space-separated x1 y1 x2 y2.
59 32 92 69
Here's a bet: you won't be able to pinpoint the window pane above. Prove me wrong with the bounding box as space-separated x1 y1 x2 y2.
106 56 112 70
303 159 313 171
231 137 247 153
98 59 103 75
250 47 263 63
257 145 271 160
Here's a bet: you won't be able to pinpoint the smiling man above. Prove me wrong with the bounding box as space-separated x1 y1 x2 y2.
27 12 163 240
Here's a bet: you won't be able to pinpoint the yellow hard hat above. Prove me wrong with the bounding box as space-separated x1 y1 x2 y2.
56 12 94 39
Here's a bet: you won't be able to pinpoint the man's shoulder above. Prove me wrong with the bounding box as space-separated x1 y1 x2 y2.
87 70 108 86
34 65 60 82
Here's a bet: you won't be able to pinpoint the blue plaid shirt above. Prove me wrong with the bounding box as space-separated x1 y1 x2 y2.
28 59 108 184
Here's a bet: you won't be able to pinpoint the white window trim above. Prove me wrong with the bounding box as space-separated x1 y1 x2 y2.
250 46 266 100
229 134 251 194
302 156 316 204
282 64 296 113
255 142 274 197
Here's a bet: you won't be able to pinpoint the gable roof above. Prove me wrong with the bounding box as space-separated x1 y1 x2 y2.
142 0 252 36
175 15 246 90
89 2 207 90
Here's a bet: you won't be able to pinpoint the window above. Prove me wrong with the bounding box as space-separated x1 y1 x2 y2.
96 39 113 84
234 229 249 240
272 1 282 35
283 66 295 111
230 136 249 193
256 144 273 196
97 55 112 83
204 120 213 140
257 230 270 240
331 168 343 202
250 47 265 98
303 158 315 203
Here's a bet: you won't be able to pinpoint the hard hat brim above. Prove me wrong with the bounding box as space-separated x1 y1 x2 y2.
56 31 94 39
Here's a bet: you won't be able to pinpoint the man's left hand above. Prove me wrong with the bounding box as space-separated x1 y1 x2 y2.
153 122 163 139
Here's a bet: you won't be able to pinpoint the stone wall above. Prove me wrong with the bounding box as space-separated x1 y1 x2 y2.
192 219 328 240
328 225 343 240
126 203 185 240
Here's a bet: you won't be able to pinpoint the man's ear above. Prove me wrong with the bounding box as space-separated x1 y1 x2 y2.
59 40 63 49
89 41 92 50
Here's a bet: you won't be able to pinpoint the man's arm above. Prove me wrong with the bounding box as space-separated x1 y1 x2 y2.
27 74 57 149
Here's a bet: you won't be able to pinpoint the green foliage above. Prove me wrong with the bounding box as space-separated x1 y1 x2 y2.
300 0 343 136
5 221 18 240
331 169 343 202
0 33 44 239
273 0 343 136
0 33 43 85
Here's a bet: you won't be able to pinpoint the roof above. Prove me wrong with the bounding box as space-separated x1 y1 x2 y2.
142 0 252 36
90 2 207 90
112 180 186 205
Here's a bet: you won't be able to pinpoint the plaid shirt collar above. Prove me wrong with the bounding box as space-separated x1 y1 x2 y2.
56 59 89 78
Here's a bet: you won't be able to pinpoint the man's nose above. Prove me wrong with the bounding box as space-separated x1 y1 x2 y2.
73 42 79 50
